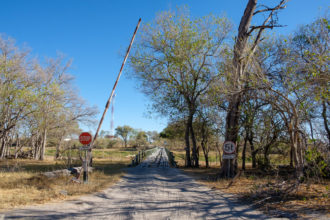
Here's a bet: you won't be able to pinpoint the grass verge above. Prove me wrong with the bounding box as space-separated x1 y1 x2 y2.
0 158 129 211
181 167 330 218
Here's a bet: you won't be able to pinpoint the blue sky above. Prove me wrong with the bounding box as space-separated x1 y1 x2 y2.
0 0 328 134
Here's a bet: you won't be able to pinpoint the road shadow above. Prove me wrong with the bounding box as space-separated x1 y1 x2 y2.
3 166 279 219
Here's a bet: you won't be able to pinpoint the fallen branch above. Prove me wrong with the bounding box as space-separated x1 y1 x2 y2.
226 170 242 188
41 167 93 178
253 196 272 206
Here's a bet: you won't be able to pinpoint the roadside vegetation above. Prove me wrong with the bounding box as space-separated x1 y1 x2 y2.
128 1 330 217
0 0 329 217
0 147 135 211
0 121 156 211
171 150 329 217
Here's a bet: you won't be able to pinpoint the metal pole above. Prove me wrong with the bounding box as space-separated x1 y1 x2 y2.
92 18 142 146
83 149 88 183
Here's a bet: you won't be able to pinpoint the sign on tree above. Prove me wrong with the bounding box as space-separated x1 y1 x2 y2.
223 141 236 154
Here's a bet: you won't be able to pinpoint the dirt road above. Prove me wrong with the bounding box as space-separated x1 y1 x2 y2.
1 147 285 219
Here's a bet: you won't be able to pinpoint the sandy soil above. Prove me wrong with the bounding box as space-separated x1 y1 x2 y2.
1 147 287 219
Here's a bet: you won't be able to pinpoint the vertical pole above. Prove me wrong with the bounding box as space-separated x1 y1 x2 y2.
83 149 88 183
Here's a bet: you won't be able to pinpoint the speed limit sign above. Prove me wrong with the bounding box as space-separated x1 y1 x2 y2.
223 141 236 154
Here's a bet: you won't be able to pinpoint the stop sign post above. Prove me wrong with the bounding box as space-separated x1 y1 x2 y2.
79 132 92 183
79 132 92 145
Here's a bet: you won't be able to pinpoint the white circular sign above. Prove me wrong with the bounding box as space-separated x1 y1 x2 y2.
223 141 236 154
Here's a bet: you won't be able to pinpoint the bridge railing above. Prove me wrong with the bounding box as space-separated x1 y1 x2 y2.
130 148 156 166
129 147 177 167
164 147 177 167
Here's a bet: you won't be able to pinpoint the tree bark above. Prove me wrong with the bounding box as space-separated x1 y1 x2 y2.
322 101 330 146
242 134 248 170
288 121 305 180
308 118 316 147
189 115 199 167
15 134 19 159
249 137 257 168
201 122 209 168
185 119 192 167
33 133 40 160
220 0 257 178
0 137 6 159
263 144 270 168
55 132 65 160
290 144 294 167
204 152 209 168
201 140 209 168
39 128 47 160
124 138 127 148
220 94 242 177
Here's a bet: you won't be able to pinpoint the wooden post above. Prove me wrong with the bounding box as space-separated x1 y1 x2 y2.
87 19 142 170
83 150 88 183
91 18 142 146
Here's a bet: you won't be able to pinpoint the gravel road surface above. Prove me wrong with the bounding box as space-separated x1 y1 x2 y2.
1 147 286 219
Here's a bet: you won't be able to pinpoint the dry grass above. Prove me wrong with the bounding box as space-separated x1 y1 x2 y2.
0 158 129 211
181 166 330 218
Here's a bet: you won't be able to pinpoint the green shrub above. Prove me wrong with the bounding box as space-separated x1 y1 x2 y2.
305 147 329 179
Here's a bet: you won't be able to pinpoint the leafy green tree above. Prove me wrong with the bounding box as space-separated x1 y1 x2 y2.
0 36 97 160
135 131 148 148
0 36 37 158
265 16 330 178
289 16 330 144
115 125 134 148
130 7 231 167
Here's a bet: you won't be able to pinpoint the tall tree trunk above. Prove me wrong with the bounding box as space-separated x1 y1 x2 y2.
201 141 209 168
6 137 12 157
55 142 61 160
185 120 192 167
290 145 294 167
55 132 65 160
220 94 242 177
205 152 209 168
215 141 222 165
263 144 270 168
322 101 330 146
220 0 257 178
0 137 6 159
234 143 240 172
39 129 47 160
295 132 305 180
288 121 304 180
308 118 316 147
249 138 257 168
189 115 198 167
33 133 40 160
242 134 248 170
15 134 19 159
124 138 127 148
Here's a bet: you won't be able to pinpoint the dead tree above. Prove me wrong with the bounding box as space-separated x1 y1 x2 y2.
220 0 288 177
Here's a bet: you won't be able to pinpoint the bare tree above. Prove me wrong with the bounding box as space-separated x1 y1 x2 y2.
220 0 288 177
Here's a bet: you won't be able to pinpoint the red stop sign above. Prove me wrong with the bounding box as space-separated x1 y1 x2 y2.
79 132 92 145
